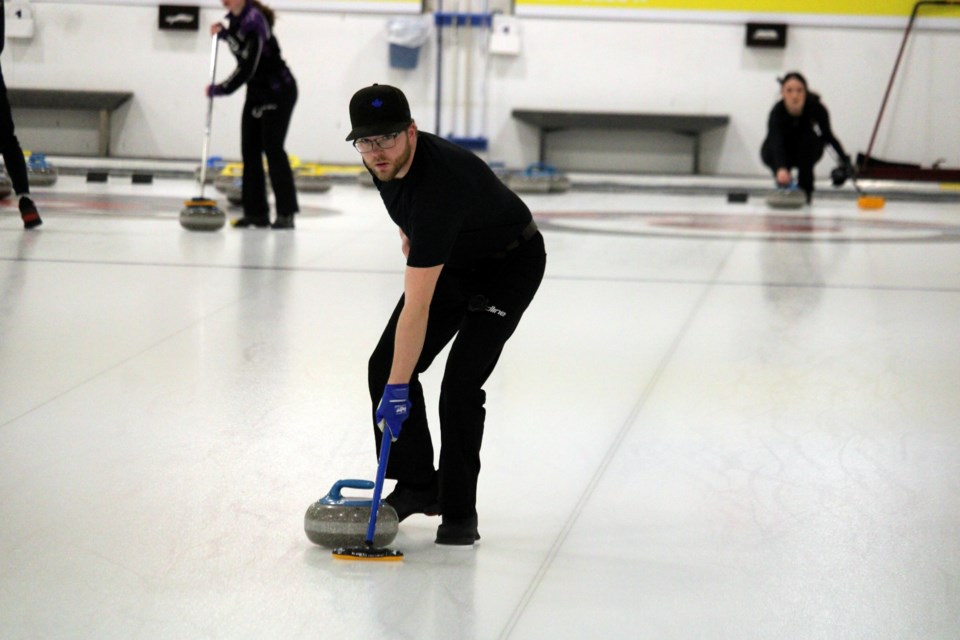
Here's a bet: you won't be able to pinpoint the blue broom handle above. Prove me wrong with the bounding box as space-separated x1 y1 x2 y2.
365 434 392 544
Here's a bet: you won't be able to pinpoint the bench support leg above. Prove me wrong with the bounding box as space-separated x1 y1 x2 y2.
693 133 701 174
679 131 704 174
537 127 561 167
98 109 110 157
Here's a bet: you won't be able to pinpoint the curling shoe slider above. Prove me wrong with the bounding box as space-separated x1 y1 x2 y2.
271 214 295 229
384 478 441 522
232 216 270 228
19 196 42 229
435 514 480 546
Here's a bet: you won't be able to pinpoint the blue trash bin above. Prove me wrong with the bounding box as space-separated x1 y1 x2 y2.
387 17 430 70
389 43 420 69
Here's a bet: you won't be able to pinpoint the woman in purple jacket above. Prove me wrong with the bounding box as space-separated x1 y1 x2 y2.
209 0 298 229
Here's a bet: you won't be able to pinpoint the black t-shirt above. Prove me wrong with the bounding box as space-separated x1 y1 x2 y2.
375 132 533 269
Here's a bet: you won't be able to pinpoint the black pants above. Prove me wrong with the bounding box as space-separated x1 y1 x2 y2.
368 233 547 519
761 129 824 199
241 85 298 222
0 66 30 195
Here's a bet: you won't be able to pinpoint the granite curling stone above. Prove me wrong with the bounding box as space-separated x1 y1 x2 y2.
765 187 806 209
305 479 399 548
179 198 226 231
26 153 58 187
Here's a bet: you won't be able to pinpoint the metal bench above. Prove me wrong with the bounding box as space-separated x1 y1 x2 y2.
512 109 730 174
8 89 133 157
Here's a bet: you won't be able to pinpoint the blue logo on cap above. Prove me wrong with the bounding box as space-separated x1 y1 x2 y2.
372 99 383 108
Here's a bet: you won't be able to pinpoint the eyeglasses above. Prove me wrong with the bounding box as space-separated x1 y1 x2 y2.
353 132 403 153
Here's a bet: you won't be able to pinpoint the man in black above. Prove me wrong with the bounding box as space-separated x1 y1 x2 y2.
0 0 42 229
347 84 545 546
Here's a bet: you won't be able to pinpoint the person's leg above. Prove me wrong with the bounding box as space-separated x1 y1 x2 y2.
435 235 546 542
235 100 269 227
368 297 446 485
261 87 299 229
367 282 468 519
760 138 779 182
0 67 41 228
796 130 825 203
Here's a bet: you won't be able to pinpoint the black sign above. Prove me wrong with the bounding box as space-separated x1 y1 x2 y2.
159 5 200 31
746 23 787 48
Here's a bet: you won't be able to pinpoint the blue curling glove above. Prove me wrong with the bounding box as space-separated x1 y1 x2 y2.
376 384 411 442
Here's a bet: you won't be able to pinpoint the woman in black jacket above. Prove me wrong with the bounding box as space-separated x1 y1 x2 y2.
761 72 848 204
209 0 298 229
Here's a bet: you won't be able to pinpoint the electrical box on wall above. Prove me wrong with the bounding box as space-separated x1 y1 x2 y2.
746 23 787 48
489 14 520 56
159 5 200 31
5 0 36 40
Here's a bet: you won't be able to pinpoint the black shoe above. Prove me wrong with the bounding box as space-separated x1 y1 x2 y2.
231 217 270 228
271 214 295 229
384 479 441 522
435 514 480 546
19 196 42 229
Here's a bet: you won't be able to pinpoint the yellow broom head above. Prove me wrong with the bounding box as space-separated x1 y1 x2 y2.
184 198 217 207
857 195 886 210
332 545 403 561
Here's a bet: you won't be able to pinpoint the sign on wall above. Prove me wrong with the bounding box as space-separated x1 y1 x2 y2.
515 0 960 29
159 5 199 30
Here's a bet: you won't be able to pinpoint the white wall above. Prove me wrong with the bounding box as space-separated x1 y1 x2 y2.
490 19 960 175
3 3 958 177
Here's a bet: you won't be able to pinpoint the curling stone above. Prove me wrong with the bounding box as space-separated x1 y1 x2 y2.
26 153 58 187
223 179 243 206
0 173 12 199
214 162 245 192
215 163 271 206
357 170 376 188
222 179 271 206
195 156 225 185
179 198 226 231
765 187 806 209
213 175 234 194
215 163 243 204
305 479 399 548
548 174 572 193
506 162 571 194
489 161 511 184
294 164 333 193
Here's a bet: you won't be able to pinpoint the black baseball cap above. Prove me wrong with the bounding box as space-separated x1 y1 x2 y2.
345 84 413 141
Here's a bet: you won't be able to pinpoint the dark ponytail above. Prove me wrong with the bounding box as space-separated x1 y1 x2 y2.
251 0 275 27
